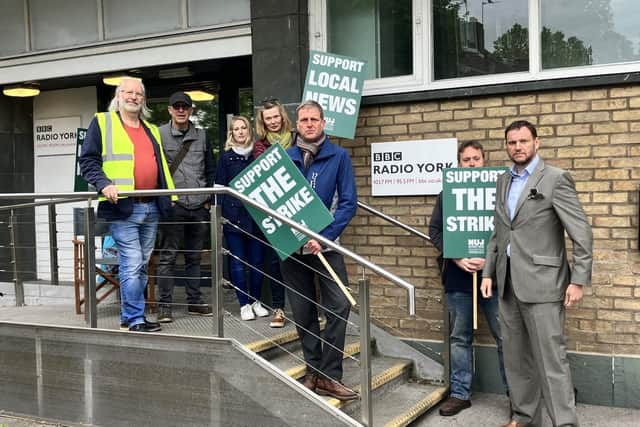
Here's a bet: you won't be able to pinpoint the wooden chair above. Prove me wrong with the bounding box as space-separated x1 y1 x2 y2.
72 209 156 314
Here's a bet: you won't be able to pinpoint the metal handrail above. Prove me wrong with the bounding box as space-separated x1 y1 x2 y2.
0 187 424 427
357 201 432 242
0 187 416 315
357 199 450 414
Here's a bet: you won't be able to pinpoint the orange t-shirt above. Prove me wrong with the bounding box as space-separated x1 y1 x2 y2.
123 123 158 190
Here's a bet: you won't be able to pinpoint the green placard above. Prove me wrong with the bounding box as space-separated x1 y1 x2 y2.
74 128 89 191
229 144 334 260
302 50 368 140
442 167 508 258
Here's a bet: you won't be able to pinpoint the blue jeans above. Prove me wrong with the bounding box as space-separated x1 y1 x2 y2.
446 291 508 400
110 201 159 327
225 232 264 306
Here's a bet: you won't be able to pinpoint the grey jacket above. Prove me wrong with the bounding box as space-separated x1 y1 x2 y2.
483 158 593 303
159 122 216 209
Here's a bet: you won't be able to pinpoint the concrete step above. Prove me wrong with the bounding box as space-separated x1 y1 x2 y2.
370 381 447 427
263 335 361 379
241 314 445 427
332 355 414 410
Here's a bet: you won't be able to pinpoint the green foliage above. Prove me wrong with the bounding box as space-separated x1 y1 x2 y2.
193 101 220 157
541 27 593 69
491 23 529 69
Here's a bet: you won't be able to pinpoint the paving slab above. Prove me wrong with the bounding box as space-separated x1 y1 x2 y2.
414 392 640 426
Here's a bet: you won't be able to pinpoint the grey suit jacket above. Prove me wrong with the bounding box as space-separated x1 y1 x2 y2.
483 158 593 303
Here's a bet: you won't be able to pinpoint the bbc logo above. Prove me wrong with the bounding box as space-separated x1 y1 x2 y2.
373 152 402 162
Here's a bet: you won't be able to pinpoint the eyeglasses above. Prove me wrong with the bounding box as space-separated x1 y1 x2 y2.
171 103 191 111
120 90 144 99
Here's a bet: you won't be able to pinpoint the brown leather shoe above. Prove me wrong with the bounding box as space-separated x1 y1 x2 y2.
500 421 525 427
302 373 317 391
438 396 471 416
315 377 359 401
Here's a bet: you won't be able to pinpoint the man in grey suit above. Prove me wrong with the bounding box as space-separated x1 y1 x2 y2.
480 120 592 427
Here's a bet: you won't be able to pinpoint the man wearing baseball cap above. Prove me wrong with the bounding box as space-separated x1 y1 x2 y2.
156 91 216 322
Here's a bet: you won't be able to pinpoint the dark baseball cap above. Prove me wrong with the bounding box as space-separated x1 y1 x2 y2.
168 91 192 107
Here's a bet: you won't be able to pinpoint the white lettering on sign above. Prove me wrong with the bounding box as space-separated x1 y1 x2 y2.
445 215 495 232
445 169 503 184
451 188 497 211
248 166 296 205
232 149 282 192
311 53 366 73
260 187 315 235
304 91 357 115
307 70 359 94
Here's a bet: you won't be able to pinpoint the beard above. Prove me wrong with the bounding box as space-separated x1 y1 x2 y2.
510 152 535 167
121 102 142 114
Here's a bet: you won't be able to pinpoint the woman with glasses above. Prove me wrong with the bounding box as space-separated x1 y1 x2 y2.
252 99 294 328
215 115 270 321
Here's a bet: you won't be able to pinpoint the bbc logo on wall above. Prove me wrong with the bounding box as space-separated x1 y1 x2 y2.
373 152 402 162
371 139 458 196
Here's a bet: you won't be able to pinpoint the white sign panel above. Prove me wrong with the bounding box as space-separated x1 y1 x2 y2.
371 139 458 196
34 116 81 156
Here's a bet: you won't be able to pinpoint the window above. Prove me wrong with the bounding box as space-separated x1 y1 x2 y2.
30 0 99 51
541 0 640 69
309 0 640 96
0 0 26 56
103 0 181 40
433 0 528 79
327 0 412 79
188 0 250 28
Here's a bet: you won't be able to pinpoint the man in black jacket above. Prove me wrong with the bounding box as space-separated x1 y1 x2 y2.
156 92 216 322
429 140 508 416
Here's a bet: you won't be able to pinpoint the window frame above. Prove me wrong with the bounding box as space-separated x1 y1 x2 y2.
309 0 640 97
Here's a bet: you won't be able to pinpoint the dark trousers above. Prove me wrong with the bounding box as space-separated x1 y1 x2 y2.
157 205 209 306
280 251 351 381
264 246 285 309
225 231 265 306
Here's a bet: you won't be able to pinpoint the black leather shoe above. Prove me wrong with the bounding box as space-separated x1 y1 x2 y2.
144 318 160 328
129 322 161 332
439 396 471 416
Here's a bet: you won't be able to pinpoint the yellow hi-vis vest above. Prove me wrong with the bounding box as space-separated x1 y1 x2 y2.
96 111 176 201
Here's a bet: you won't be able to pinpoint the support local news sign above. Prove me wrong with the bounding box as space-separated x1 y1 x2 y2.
229 145 334 260
442 167 508 258
302 50 367 140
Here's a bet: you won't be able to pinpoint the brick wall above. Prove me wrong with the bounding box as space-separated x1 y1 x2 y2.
339 84 640 355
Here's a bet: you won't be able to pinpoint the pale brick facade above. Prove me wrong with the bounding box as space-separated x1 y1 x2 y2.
341 84 640 355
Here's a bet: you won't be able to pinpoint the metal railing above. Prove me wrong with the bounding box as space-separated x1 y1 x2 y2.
0 187 419 427
356 200 449 397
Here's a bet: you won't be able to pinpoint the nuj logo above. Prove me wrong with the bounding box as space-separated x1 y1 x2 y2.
468 239 484 250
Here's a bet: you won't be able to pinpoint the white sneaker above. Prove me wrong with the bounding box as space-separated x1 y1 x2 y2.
240 304 255 321
252 301 270 317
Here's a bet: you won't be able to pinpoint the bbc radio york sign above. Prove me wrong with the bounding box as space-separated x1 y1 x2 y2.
371 139 458 196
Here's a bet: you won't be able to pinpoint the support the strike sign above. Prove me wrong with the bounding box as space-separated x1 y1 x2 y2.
442 167 508 259
229 144 334 260
442 166 507 330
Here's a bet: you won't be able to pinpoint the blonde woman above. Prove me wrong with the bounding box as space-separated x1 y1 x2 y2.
215 116 269 321
252 98 293 327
